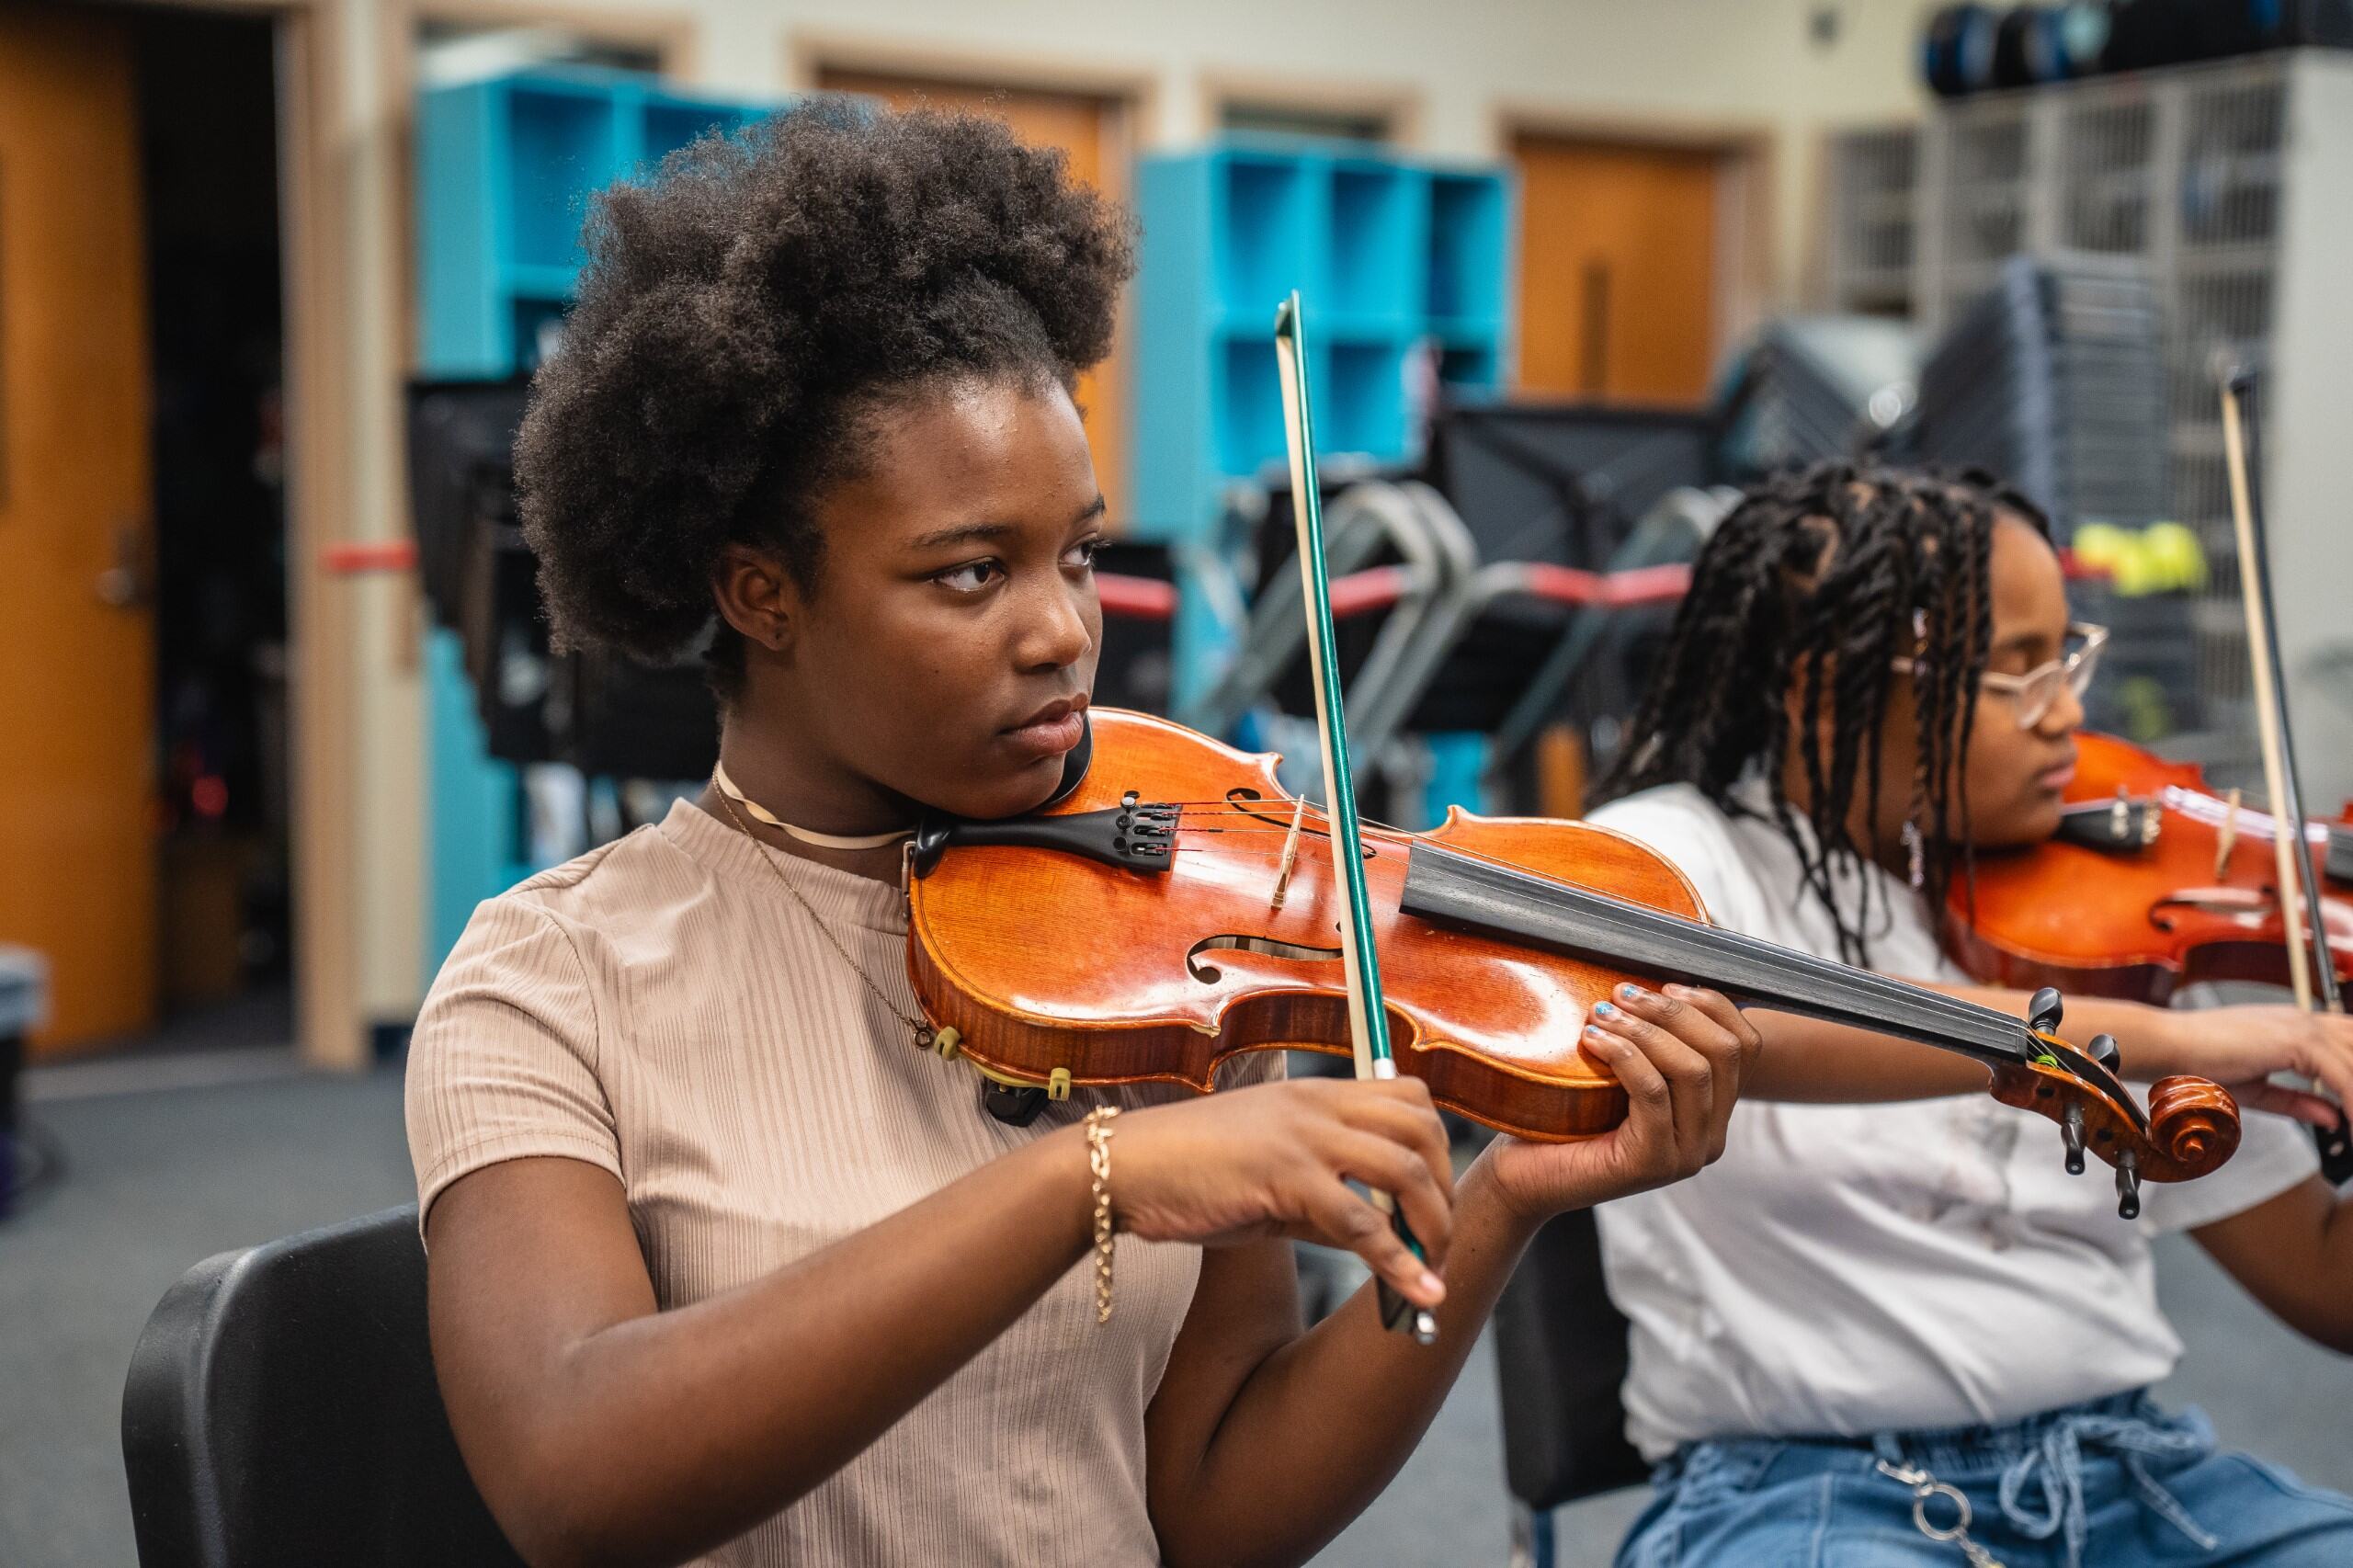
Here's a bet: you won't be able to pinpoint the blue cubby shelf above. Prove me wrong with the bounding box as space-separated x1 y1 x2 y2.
1136 138 1513 709
417 66 773 378
414 66 777 979
1328 158 1427 329
1429 173 1509 322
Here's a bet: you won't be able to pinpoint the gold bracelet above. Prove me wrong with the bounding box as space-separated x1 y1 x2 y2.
1085 1104 1120 1324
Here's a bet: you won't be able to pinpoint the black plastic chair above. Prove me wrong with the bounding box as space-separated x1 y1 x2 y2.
1492 1209 1648 1566
121 1205 526 1568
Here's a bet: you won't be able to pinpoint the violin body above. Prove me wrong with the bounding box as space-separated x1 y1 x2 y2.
909 708 1661 1141
1949 732 2353 1002
910 710 2239 1190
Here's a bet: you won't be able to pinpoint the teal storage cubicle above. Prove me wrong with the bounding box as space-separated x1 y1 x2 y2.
1132 140 1512 709
413 66 775 979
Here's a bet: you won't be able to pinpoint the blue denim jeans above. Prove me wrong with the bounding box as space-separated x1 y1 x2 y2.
1615 1392 2353 1568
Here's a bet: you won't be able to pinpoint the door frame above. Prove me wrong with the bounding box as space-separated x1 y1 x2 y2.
1495 106 1775 390
786 29 1157 143
1197 68 1423 146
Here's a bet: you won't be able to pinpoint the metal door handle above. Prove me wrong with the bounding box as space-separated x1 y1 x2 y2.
95 522 150 608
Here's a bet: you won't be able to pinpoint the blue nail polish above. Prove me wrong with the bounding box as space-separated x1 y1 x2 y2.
1593 1000 1617 1018
1619 983 1644 1003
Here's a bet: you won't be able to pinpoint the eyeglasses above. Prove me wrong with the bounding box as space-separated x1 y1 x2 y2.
1892 621 2107 730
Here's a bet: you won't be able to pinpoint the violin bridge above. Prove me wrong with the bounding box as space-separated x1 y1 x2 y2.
2216 788 2241 880
1270 796 1308 910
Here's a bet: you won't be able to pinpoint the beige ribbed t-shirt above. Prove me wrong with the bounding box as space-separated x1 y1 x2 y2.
405 797 1278 1566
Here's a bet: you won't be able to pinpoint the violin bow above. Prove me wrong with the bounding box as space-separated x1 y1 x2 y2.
2219 368 2352 1183
1273 293 1438 1344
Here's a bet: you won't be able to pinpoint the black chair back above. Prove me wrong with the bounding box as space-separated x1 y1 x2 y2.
121 1205 525 1568
1491 1208 1648 1510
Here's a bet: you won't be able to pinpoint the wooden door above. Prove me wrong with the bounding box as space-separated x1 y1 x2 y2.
1512 134 1722 404
815 69 1131 523
0 6 156 1052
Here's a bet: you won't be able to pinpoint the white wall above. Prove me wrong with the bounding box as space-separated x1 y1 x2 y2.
332 0 1929 1028
702 0 1927 296
699 0 1924 141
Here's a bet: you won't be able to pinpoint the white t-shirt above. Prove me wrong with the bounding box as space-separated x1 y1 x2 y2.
1586 782 2319 1460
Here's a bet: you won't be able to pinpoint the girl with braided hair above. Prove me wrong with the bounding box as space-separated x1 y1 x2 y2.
1586 461 2353 1567
403 99 1756 1568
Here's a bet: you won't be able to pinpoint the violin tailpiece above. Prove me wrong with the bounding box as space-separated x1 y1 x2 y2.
911 803 1178 879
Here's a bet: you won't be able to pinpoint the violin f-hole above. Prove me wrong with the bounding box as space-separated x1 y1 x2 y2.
1186 932 1344 984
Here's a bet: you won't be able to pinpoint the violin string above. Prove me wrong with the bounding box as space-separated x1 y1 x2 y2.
1146 820 2138 1140
1138 808 2131 1136
1156 804 2063 1040
1164 806 2046 1049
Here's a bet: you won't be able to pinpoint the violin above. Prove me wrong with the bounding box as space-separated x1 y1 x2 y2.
903 706 2241 1217
1949 730 2353 1002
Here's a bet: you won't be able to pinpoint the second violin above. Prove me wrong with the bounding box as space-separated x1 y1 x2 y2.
1950 729 2353 1001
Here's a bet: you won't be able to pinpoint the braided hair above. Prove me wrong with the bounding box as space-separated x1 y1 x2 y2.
1598 461 2051 965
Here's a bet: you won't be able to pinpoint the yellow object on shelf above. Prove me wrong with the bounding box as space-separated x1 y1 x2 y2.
2072 520 2209 596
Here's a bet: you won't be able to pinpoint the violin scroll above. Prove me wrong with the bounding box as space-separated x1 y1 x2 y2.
1990 1050 2241 1214
2145 1075 2244 1179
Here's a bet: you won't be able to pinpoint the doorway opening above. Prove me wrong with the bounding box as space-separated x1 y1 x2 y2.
133 5 293 1051
0 2 293 1058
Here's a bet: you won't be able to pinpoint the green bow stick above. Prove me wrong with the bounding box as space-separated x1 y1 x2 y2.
1272 292 1438 1345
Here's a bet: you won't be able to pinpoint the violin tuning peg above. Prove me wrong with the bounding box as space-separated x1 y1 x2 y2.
2028 987 2065 1035
2115 1150 2142 1221
2087 1032 2120 1072
2062 1102 2086 1176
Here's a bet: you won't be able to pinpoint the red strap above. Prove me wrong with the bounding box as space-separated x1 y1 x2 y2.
1598 562 1692 607
1517 562 1690 608
1327 565 1412 619
1094 572 1177 620
320 540 419 574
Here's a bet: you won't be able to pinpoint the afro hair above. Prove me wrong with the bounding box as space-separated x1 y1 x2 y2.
512 97 1136 679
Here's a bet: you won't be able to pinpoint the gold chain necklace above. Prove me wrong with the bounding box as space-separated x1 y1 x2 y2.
712 761 914 851
710 786 938 1051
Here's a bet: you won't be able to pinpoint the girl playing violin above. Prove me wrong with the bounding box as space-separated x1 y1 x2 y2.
404 101 1758 1568
1586 462 2353 1567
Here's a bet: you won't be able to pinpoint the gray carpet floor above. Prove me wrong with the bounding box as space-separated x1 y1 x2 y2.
4 1057 2347 1567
